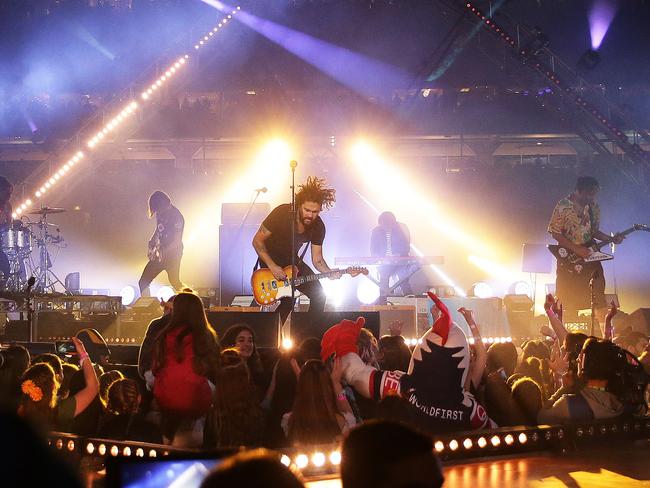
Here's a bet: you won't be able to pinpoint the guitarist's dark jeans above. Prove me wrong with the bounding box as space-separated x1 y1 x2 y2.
139 253 183 296
556 261 606 313
267 261 326 325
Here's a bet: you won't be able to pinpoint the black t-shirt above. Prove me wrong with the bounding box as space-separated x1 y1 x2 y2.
156 205 184 249
261 204 325 267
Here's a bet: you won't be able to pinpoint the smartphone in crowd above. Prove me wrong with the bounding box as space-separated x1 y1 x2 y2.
55 341 77 355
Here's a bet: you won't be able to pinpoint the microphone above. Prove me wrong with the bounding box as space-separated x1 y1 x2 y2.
290 160 298 169
255 187 268 193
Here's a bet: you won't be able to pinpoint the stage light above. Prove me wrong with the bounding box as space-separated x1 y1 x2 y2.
312 452 325 467
149 449 157 458
282 338 294 350
577 49 601 71
123 446 132 456
490 435 501 447
86 443 95 454
67 440 75 451
518 433 528 444
357 279 380 305
463 438 473 449
98 444 107 456
434 441 445 453
120 285 138 306
449 439 459 451
156 286 175 302
329 451 341 465
35 191 42 197
280 455 291 467
136 448 144 457
469 282 493 298
322 280 343 308
505 434 514 445
295 454 308 469
509 280 532 296
477 437 487 448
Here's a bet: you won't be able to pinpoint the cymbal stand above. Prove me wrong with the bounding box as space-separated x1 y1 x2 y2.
32 216 70 294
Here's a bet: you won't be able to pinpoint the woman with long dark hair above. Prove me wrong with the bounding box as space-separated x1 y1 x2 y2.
152 292 220 446
284 359 355 446
221 324 266 393
208 348 266 448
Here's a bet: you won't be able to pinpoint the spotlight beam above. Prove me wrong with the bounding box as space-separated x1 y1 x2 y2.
201 1 412 97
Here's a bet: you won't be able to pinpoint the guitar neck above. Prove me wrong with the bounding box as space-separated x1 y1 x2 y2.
293 270 342 286
594 226 638 251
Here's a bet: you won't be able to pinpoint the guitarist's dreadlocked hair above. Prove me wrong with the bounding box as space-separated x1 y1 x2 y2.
296 176 336 210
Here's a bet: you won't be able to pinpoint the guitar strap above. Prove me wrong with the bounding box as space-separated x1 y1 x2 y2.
252 242 310 272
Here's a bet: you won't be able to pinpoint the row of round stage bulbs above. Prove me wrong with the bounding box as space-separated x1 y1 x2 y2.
12 6 242 219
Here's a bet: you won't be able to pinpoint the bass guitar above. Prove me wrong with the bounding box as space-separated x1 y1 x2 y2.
548 223 649 274
251 265 368 306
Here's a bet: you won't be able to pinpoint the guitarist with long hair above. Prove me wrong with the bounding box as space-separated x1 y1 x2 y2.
138 190 185 296
252 176 356 323
548 176 623 328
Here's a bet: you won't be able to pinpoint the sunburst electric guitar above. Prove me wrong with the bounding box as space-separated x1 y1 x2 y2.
548 223 649 274
251 265 368 306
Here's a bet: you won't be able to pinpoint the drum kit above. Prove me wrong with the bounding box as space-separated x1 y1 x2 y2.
0 206 68 294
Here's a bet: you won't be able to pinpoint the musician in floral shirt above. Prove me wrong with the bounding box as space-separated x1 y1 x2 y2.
548 176 623 327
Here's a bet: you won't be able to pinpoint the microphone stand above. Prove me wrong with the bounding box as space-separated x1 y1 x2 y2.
290 161 298 312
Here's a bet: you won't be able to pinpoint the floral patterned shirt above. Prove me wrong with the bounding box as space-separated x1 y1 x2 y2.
548 195 600 245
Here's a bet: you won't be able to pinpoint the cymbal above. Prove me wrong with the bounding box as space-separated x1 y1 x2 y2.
28 207 66 215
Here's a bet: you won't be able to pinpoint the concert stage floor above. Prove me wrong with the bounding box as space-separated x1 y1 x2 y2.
306 441 650 487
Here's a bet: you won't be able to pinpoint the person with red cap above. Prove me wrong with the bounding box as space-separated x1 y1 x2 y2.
322 292 495 433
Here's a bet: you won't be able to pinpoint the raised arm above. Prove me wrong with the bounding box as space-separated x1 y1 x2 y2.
71 337 99 417
458 307 486 390
544 294 567 345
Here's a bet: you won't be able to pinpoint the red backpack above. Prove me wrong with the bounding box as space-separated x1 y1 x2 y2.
153 326 213 416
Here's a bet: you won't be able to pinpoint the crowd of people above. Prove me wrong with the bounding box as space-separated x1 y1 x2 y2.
0 288 648 484
3 85 650 142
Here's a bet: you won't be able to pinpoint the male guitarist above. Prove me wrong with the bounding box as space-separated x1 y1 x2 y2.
138 190 184 296
252 176 352 323
548 176 623 327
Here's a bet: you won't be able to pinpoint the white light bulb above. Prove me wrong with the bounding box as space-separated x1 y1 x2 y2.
142 93 149 100
35 191 42 197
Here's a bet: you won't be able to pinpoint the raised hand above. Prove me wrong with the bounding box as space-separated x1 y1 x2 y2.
457 307 476 325
330 356 344 386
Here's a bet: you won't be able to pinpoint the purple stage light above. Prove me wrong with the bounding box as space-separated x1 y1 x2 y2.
202 1 411 97
588 0 618 50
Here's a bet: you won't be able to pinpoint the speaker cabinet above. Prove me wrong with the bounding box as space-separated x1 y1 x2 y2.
289 311 381 345
219 224 261 307
206 311 280 348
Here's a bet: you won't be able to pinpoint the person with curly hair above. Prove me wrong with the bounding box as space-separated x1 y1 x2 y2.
253 176 358 323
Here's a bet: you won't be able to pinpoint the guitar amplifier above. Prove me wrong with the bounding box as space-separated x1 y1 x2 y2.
387 295 509 338
220 203 270 225
359 305 417 338
289 311 381 345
